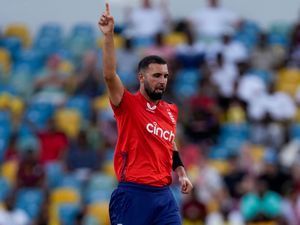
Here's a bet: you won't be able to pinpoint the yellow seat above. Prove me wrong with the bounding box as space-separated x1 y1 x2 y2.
55 109 81 138
250 145 265 162
164 32 187 46
208 160 230 175
87 202 110 225
4 24 31 47
49 187 80 225
1 160 18 186
102 160 114 176
93 93 110 111
10 97 24 118
0 48 11 74
226 105 246 124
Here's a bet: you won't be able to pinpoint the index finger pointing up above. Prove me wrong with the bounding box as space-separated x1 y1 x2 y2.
105 2 110 15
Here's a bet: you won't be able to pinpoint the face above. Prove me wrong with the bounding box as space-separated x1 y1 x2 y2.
140 63 169 101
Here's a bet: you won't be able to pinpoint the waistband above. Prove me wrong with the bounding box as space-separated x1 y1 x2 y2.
118 182 170 193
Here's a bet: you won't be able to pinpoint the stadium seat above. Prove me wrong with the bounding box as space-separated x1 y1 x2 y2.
4 24 31 47
87 202 110 225
15 188 44 219
85 173 116 204
58 203 80 225
50 187 80 225
55 108 81 138
45 161 64 189
0 48 11 74
1 37 22 60
0 160 18 186
164 32 187 46
65 96 91 120
0 177 10 201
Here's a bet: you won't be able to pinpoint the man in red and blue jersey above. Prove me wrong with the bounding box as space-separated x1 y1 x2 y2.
98 3 193 225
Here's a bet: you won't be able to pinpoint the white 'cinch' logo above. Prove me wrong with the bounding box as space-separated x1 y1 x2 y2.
146 122 175 142
146 102 156 113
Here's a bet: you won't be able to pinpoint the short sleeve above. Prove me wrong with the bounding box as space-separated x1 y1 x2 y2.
109 89 134 117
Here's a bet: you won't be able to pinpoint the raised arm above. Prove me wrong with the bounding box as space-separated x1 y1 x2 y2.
98 3 124 106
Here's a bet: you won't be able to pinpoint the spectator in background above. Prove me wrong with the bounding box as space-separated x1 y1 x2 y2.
189 0 241 40
28 118 68 164
143 32 176 69
220 33 248 64
33 54 67 106
0 194 30 225
289 16 300 68
210 52 238 100
17 149 45 188
281 183 300 225
183 78 220 144
116 38 140 90
4 133 20 162
175 29 205 69
124 0 170 39
65 130 101 172
73 50 104 98
251 32 283 72
182 187 207 224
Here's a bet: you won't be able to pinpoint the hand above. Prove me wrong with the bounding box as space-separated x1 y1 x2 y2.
98 3 114 35
179 175 193 194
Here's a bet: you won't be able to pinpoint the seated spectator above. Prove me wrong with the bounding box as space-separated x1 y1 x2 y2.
175 29 205 69
240 176 283 223
143 32 176 69
182 187 207 224
251 32 284 72
17 149 45 188
73 50 104 98
211 52 238 99
33 54 67 105
28 118 68 164
281 183 300 225
66 130 101 172
220 33 248 64
0 193 30 225
189 0 241 40
116 38 139 90
183 78 220 143
124 0 170 39
4 134 20 162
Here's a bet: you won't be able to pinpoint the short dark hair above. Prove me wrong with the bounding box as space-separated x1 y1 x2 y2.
138 55 167 73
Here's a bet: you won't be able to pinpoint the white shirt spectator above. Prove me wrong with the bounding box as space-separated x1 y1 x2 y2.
125 2 168 38
0 208 30 225
237 74 266 103
211 62 238 97
222 40 248 64
248 91 296 120
190 4 239 38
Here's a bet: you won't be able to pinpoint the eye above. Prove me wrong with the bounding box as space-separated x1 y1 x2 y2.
164 74 169 79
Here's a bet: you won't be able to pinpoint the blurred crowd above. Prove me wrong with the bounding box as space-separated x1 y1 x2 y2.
1 0 300 224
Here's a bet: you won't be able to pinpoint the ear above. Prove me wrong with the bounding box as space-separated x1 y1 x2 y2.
138 73 144 82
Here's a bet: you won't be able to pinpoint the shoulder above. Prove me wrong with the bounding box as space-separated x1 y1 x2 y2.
161 100 178 112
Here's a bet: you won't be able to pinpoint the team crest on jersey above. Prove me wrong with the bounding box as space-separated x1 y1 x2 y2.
146 102 156 113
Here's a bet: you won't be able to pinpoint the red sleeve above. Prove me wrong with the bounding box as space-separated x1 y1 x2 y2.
109 89 134 117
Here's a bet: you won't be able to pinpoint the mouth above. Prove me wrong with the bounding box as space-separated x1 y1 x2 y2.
155 86 165 93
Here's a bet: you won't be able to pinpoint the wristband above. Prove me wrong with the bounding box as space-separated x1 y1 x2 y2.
172 151 184 171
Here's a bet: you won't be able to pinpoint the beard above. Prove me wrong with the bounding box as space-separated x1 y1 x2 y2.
144 80 165 101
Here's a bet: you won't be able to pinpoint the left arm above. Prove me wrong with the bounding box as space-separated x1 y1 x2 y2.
173 142 193 194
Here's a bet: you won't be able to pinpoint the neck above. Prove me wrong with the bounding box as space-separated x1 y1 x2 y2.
140 88 160 104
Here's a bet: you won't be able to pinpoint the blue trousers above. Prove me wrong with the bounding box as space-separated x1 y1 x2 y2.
109 182 182 225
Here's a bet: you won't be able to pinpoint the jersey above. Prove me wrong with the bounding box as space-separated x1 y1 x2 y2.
110 89 178 187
